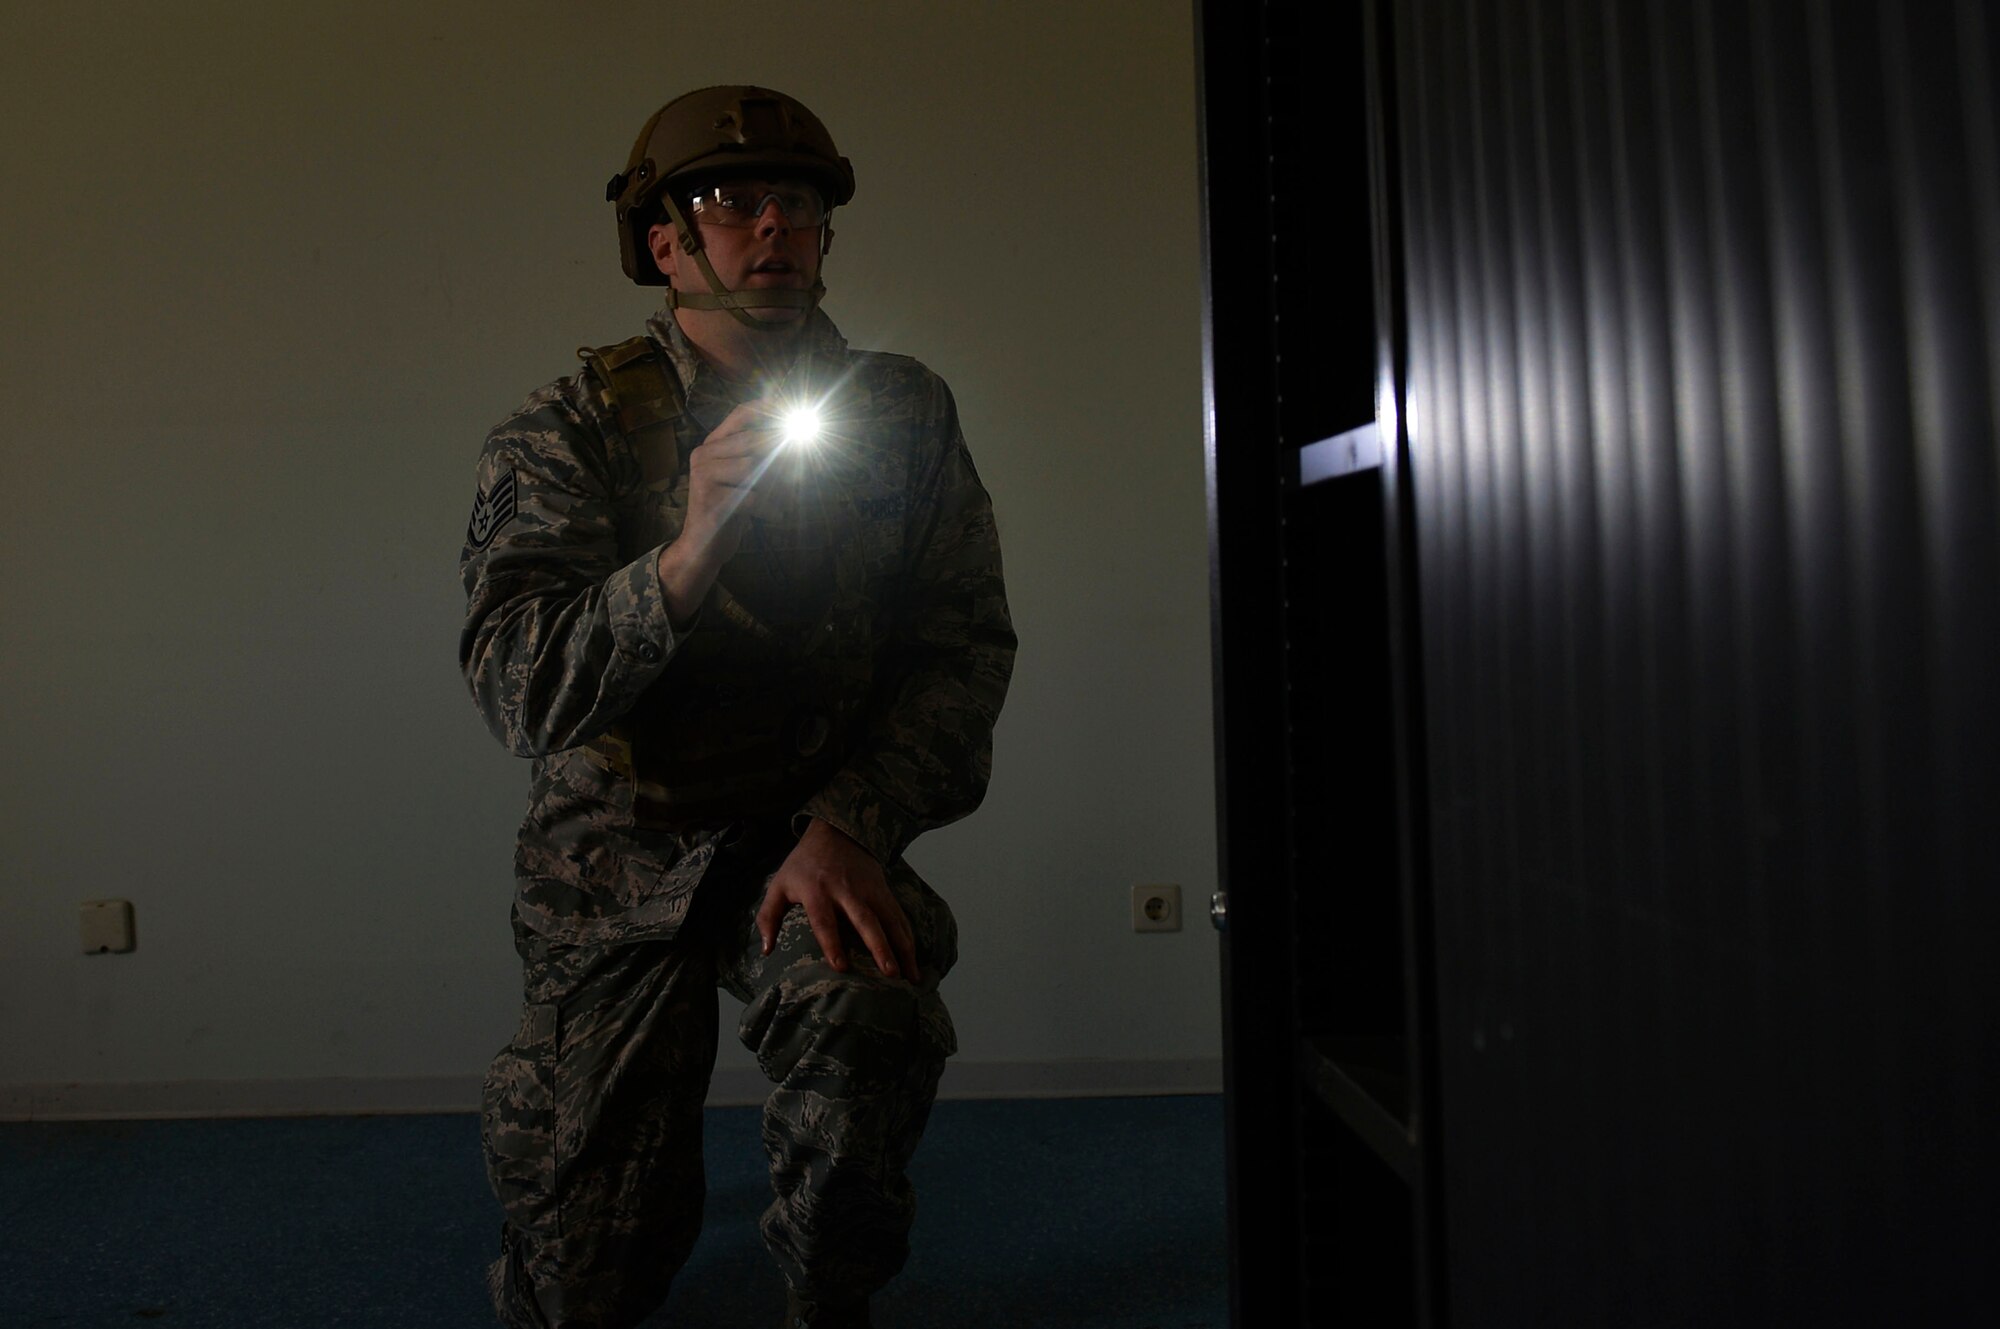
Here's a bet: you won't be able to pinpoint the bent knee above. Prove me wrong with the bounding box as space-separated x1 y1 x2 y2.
743 970 955 1086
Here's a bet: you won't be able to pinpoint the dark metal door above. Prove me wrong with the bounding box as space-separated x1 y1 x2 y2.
1202 0 2000 1324
1199 2 1442 1324
1395 0 2000 1321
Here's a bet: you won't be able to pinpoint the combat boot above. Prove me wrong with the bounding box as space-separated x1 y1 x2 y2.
780 1291 872 1328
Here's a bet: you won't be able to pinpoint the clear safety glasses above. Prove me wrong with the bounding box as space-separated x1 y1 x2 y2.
686 181 827 229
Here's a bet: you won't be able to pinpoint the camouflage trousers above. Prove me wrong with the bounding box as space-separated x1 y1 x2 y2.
481 832 960 1328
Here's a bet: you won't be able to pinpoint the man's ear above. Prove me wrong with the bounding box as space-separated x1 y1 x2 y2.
646 222 680 284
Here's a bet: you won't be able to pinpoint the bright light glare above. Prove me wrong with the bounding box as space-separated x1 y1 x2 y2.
781 406 823 447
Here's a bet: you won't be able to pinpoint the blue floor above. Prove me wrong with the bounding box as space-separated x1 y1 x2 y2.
2 1095 1226 1328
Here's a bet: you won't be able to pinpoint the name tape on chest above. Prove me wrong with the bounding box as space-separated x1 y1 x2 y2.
467 469 519 549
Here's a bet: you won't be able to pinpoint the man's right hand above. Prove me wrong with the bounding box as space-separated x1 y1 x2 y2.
658 399 787 626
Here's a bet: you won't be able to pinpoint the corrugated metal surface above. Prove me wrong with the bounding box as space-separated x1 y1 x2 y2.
1395 0 2000 1320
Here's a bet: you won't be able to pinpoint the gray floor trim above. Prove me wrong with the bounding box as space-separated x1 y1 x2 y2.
0 1059 1223 1121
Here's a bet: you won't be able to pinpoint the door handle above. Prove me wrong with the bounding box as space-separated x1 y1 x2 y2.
1210 891 1229 932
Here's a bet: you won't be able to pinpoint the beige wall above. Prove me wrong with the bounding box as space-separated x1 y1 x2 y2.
0 0 1217 1102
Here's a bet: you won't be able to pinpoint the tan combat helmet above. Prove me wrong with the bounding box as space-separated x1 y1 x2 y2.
606 85 855 328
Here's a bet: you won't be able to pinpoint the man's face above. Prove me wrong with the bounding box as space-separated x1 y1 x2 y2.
647 178 826 323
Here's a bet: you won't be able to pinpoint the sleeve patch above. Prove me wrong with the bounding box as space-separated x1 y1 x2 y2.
467 468 519 549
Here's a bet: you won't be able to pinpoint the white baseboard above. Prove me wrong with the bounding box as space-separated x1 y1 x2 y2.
0 1059 1222 1121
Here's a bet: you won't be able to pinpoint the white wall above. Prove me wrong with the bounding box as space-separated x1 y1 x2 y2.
0 0 1218 1108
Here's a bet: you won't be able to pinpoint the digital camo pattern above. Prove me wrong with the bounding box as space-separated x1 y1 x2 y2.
482 846 959 1328
459 309 1016 945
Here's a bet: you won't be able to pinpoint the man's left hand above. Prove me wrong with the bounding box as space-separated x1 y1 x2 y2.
758 819 921 983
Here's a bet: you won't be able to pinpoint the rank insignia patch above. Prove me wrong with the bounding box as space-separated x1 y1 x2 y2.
467 469 518 549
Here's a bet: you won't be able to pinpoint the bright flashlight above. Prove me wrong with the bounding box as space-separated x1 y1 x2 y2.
780 406 823 447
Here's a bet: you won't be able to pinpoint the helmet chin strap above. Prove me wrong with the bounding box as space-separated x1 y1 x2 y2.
659 193 829 331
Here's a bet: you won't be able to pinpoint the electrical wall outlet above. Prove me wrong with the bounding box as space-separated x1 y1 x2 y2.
80 899 136 954
1132 883 1183 933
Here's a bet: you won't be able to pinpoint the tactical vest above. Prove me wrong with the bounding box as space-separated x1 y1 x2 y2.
579 335 875 831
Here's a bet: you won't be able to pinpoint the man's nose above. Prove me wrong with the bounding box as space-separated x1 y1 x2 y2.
754 198 792 236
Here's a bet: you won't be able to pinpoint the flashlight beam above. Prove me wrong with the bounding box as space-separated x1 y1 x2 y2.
669 376 855 563
781 406 823 446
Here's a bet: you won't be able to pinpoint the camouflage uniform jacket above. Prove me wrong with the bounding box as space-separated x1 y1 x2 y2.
459 310 1016 945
